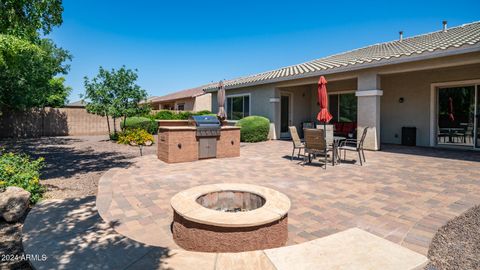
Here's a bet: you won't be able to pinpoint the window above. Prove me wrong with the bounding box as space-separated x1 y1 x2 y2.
226 95 250 120
328 93 357 122
176 103 185 111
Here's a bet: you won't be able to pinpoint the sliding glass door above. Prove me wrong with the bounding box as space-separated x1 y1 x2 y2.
476 86 480 148
437 85 479 149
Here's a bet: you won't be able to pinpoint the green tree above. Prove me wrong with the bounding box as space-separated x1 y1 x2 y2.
83 66 150 136
0 0 63 41
0 0 71 112
45 77 71 107
0 34 71 112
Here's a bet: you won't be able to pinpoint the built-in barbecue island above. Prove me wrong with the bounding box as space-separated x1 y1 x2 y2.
157 116 240 163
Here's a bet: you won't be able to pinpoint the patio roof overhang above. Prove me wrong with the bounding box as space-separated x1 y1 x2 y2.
204 45 480 92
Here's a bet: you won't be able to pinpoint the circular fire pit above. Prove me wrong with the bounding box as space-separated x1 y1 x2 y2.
171 183 291 252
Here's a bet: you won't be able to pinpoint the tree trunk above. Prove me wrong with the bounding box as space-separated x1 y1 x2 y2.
106 114 111 135
113 117 117 133
123 116 127 131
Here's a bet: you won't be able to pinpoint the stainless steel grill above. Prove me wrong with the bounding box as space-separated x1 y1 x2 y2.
189 115 221 159
189 115 221 137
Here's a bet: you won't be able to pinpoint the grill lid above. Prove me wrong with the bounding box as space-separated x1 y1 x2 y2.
189 115 221 127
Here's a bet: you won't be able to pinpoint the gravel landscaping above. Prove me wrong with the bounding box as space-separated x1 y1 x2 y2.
427 205 480 270
0 135 156 269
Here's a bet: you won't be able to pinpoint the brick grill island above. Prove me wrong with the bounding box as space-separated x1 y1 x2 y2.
157 118 240 163
170 183 291 252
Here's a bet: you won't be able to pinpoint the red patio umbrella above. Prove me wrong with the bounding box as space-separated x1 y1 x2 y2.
316 76 333 124
448 97 455 122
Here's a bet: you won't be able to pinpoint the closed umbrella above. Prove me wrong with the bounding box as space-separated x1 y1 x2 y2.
316 76 333 149
316 76 333 124
217 81 226 121
448 97 455 122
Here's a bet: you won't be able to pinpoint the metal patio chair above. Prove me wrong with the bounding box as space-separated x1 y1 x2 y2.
303 128 330 169
289 126 305 161
338 127 368 166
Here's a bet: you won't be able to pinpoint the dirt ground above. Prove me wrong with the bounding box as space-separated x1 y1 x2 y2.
0 136 156 269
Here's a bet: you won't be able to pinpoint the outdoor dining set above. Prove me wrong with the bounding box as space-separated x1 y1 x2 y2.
289 75 368 169
289 125 368 169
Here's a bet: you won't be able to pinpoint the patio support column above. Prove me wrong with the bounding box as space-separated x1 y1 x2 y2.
272 88 281 140
356 72 383 150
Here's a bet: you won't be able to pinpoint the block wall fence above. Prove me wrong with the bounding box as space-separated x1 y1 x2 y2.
0 107 121 138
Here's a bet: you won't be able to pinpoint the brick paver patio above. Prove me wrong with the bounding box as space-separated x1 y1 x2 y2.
97 141 480 255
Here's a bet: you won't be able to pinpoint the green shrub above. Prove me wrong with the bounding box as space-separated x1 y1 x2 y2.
235 116 270 142
117 128 154 146
154 110 178 120
109 132 119 141
153 110 213 120
0 152 44 204
176 111 194 120
194 110 212 115
121 116 157 134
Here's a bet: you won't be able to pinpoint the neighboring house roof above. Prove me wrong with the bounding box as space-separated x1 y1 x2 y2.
150 86 207 103
204 21 480 91
65 100 86 108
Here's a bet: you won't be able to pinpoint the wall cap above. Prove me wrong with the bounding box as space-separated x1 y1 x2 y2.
355 90 383 97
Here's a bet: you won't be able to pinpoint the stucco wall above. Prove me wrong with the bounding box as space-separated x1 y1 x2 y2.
211 84 277 121
193 93 212 112
381 63 480 146
173 98 195 111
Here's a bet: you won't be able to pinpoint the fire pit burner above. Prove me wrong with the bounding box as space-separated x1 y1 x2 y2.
171 183 290 252
196 190 266 212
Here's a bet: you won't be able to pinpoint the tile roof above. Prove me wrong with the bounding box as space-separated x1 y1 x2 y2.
65 100 86 108
204 21 480 91
150 86 207 103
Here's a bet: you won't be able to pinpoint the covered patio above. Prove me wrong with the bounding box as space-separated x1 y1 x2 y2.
272 62 480 152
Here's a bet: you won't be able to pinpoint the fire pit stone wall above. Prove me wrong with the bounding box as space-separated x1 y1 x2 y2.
171 183 291 252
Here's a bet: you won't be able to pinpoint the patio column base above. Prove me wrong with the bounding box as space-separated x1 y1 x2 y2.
356 89 382 151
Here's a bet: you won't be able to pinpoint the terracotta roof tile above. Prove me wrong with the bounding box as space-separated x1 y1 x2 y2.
204 21 480 90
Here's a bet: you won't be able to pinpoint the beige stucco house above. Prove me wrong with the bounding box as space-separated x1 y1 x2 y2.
205 21 480 151
148 86 211 112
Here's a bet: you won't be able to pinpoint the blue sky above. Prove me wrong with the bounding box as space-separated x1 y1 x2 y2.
49 0 480 102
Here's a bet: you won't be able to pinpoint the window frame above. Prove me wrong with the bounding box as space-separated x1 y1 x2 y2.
327 90 357 123
176 103 185 111
225 93 251 121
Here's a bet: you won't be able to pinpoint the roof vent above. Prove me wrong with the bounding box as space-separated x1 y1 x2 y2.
399 31 403 41
442 20 448 32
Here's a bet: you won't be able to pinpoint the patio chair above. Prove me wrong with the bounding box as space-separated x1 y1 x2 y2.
338 127 368 166
289 126 305 161
303 128 329 169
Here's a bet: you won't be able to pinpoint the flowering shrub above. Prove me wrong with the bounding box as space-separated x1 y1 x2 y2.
117 128 154 146
0 151 44 203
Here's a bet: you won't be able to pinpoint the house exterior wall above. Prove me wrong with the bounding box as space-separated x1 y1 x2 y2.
211 84 277 121
209 53 480 147
380 63 480 146
174 98 195 111
193 93 212 112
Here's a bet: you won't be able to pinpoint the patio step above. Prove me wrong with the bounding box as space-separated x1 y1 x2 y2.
262 228 428 270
